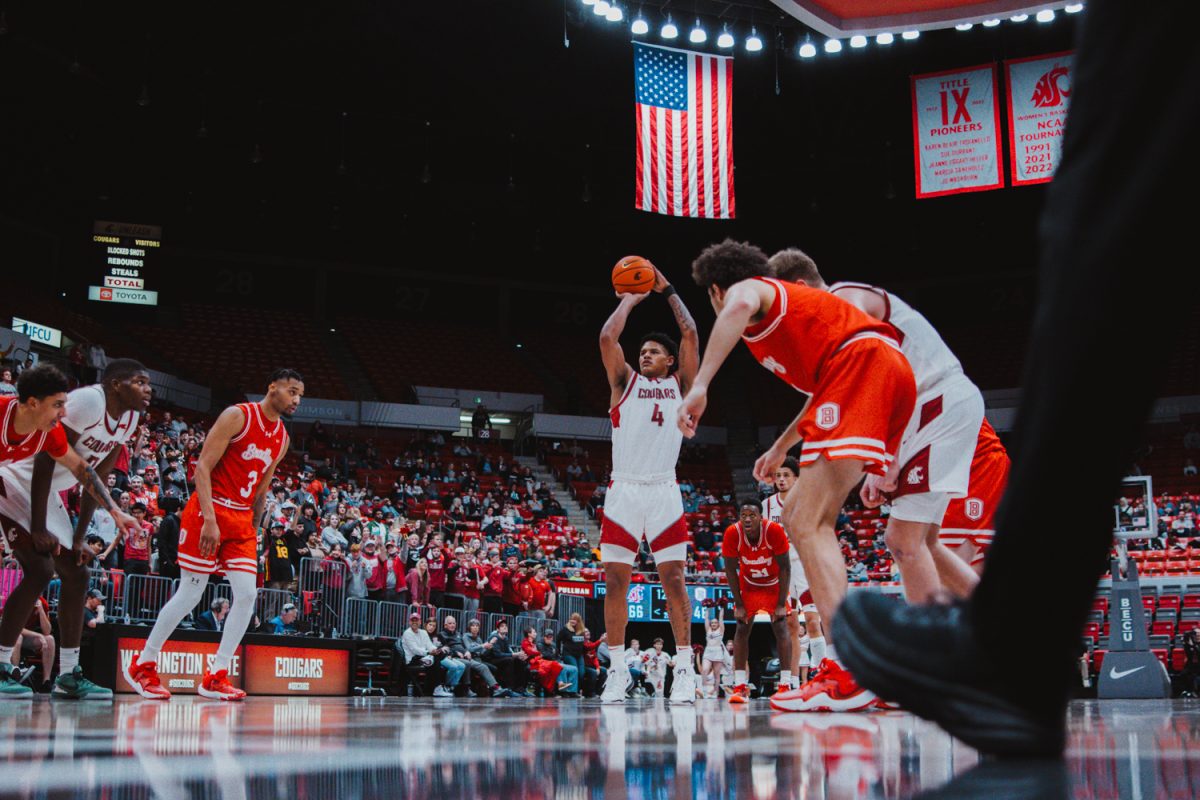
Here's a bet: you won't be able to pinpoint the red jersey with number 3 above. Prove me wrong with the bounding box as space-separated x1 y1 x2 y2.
721 521 790 588
609 372 682 480
210 402 289 511
0 396 69 469
742 277 899 394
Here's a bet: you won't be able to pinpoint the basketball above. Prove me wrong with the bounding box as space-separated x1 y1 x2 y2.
612 256 656 294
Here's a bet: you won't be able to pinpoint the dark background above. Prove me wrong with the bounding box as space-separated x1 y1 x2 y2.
0 0 1081 387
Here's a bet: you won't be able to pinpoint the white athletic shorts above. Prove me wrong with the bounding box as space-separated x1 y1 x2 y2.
600 478 689 566
890 374 984 525
788 548 818 614
0 469 74 549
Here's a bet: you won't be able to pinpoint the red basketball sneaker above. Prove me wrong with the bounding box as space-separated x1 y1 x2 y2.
769 659 877 712
198 669 246 701
123 656 171 700
727 684 751 704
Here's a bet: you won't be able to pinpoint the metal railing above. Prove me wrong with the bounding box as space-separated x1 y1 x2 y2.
122 575 178 624
298 557 347 636
255 588 294 625
343 597 380 638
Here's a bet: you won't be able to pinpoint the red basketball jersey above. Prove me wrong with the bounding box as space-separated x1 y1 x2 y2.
972 417 1006 465
721 520 790 587
209 402 289 511
742 277 900 394
0 396 69 469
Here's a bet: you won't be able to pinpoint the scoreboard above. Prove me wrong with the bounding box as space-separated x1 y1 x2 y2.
88 220 161 306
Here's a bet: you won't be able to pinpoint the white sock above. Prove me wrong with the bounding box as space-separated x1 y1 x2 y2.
779 670 791 686
212 571 257 673
791 676 800 689
734 670 747 685
825 642 838 663
59 647 80 676
610 646 625 667
140 570 211 665
809 636 827 666
0 645 13 666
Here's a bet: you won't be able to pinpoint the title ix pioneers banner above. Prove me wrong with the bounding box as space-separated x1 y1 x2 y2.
911 64 1003 199
1005 51 1074 186
634 42 734 218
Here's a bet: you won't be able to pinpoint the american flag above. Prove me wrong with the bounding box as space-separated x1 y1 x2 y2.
634 42 735 219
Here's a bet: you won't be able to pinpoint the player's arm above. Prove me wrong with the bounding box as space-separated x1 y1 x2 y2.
193 406 247 558
774 554 791 618
678 279 774 437
35 603 51 636
599 292 648 407
753 396 812 484
69 443 123 551
722 557 747 623
251 448 287 537
653 268 700 393
828 286 888 320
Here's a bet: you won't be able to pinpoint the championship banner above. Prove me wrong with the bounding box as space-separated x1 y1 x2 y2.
1005 51 1074 186
911 64 1003 199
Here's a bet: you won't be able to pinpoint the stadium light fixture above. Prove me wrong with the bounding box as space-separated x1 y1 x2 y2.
593 1 610 16
581 0 596 6
1036 9 1055 22
849 35 868 48
876 32 894 45
1010 14 1029 22
606 4 623 22
717 24 734 49
1065 4 1084 12
661 15 678 39
982 18 1001 27
824 38 842 53
798 41 817 58
631 13 649 35
745 27 763 52
955 23 973 31
689 18 707 44
901 30 920 40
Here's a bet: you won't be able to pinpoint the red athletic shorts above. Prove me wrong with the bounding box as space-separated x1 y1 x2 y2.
796 336 916 477
940 447 1010 563
177 495 259 576
740 583 789 618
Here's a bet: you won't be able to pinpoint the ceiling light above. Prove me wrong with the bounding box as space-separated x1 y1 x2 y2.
798 41 817 58
824 38 842 53
849 35 868 48
1036 9 1055 22
1010 14 1029 22
593 1 610 16
1064 4 1084 12
661 16 678 39
631 16 649 35
689 18 707 44
745 27 763 52
955 23 973 31
606 4 623 22
876 32 894 44
901 30 920 40
717 25 734 48
982 18 1001 27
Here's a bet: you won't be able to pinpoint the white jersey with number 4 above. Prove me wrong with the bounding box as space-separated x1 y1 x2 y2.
609 372 683 482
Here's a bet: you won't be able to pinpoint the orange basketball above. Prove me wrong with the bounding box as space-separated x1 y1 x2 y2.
612 256 656 294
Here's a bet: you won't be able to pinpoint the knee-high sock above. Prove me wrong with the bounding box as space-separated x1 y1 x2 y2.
213 571 257 673
140 570 210 664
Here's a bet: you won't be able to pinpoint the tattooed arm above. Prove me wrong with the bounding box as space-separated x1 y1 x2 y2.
652 267 700 394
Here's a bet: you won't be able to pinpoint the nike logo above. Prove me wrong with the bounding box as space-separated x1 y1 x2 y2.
1109 666 1146 680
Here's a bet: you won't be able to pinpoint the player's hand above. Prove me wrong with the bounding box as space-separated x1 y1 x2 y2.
677 386 707 438
773 605 788 622
70 542 96 567
615 288 651 304
860 474 888 509
733 604 748 624
30 530 60 556
199 517 221 559
753 444 787 485
113 509 142 540
651 265 670 293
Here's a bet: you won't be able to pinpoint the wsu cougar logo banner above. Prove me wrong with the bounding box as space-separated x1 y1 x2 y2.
1005 51 1075 186
911 63 1003 199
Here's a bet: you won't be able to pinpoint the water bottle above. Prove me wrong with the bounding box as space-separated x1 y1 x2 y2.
407 683 414 697
331 627 339 638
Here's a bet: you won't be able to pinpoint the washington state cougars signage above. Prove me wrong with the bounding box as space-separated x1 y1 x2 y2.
1005 52 1074 187
911 64 1003 199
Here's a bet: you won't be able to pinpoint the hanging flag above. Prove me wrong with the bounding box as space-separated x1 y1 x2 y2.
1005 51 1074 187
911 63 1003 199
634 42 734 219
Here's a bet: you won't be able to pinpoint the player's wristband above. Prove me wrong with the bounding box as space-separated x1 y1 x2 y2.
662 284 677 298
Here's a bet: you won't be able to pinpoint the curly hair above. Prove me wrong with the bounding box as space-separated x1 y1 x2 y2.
691 239 770 290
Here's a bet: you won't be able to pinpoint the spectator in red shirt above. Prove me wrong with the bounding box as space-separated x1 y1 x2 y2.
449 551 484 617
122 503 153 575
405 557 432 608
525 566 555 619
380 541 407 604
425 544 448 607
521 626 571 696
481 552 508 614
502 558 528 617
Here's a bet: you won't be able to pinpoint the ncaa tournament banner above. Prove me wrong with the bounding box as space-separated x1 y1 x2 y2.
1005 51 1074 186
911 64 1003 199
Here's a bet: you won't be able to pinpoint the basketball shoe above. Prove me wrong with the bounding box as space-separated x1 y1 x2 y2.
51 666 113 701
123 656 171 700
726 684 750 704
198 669 246 701
833 592 1066 757
669 664 697 704
601 665 633 704
769 659 877 712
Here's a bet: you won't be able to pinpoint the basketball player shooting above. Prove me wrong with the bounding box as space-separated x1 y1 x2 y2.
124 369 303 701
597 262 701 705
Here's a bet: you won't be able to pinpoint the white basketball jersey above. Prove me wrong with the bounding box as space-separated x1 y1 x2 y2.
0 384 139 493
609 372 683 481
762 493 799 561
830 282 964 396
